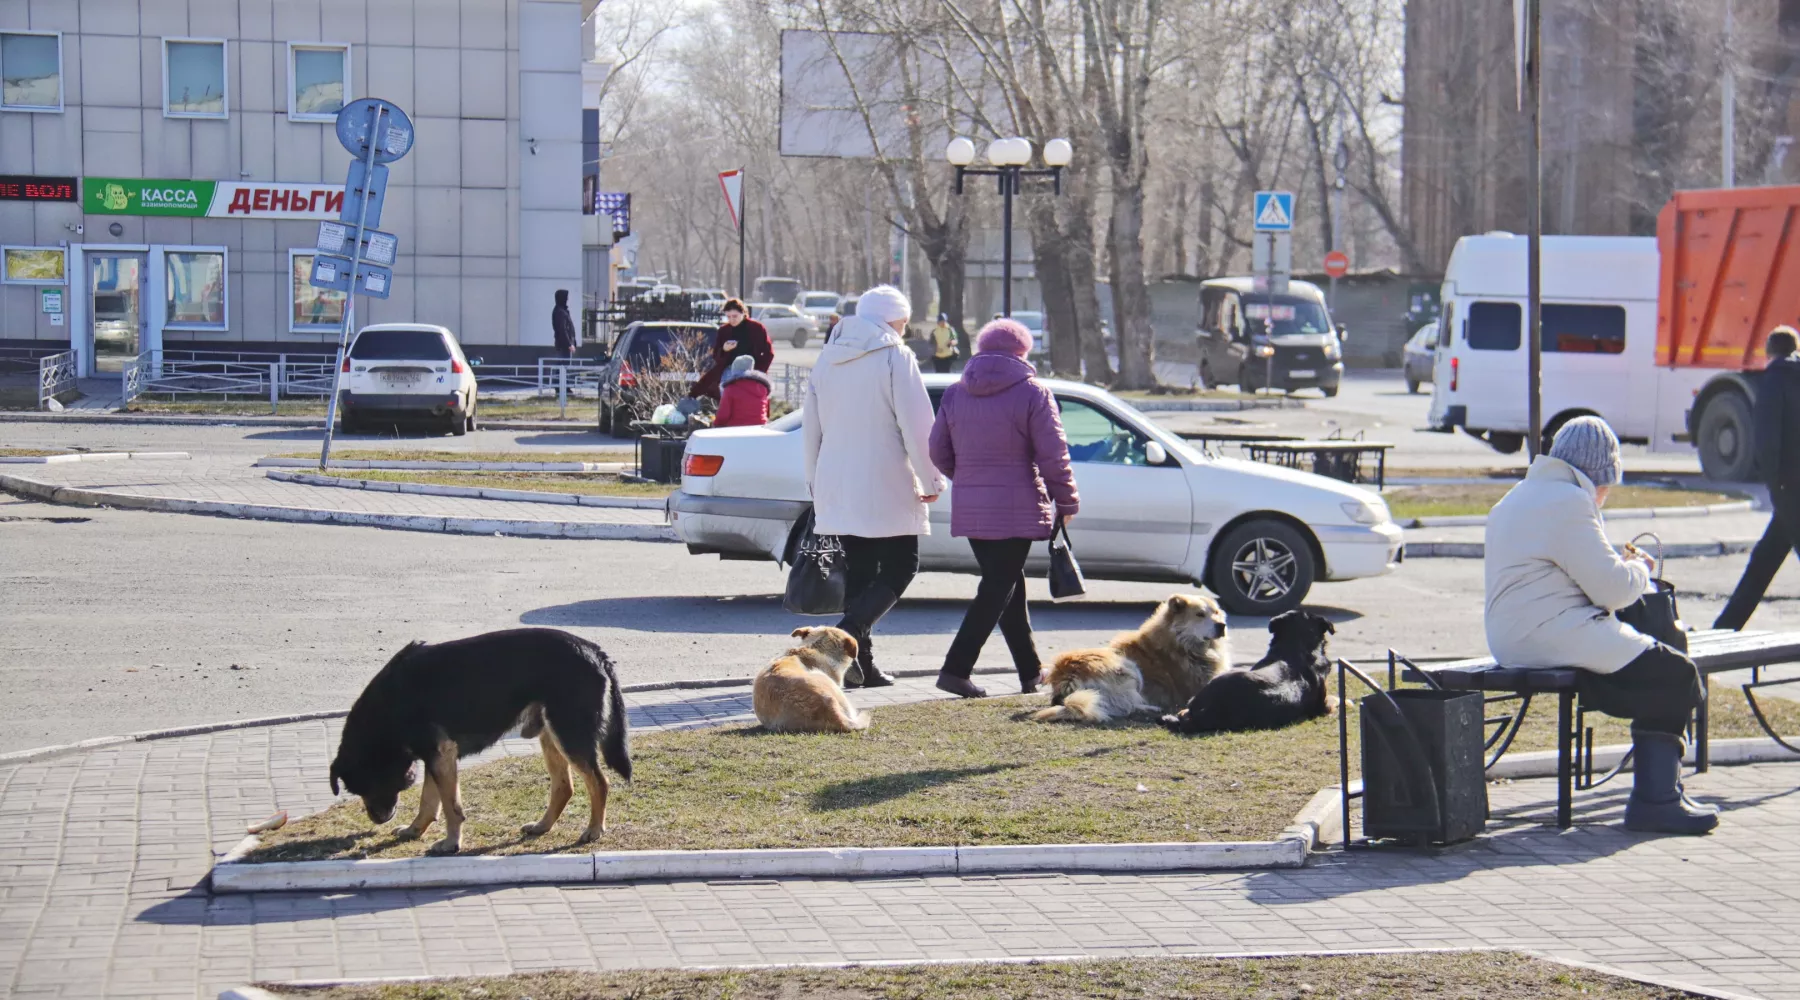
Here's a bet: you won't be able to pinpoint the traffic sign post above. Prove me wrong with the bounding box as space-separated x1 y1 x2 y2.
315 97 415 471
1251 191 1295 391
1323 249 1350 311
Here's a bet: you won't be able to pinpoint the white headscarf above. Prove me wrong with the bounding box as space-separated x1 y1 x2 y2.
855 285 911 326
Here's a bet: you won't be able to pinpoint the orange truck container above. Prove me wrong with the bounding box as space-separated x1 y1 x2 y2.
1658 185 1800 479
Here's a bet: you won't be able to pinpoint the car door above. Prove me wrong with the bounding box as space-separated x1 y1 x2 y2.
919 388 982 572
1055 396 1193 574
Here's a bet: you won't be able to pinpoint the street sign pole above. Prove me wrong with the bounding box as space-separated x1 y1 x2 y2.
320 102 388 471
1525 0 1543 459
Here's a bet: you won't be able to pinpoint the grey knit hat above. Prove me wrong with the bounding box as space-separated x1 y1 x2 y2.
1548 415 1622 487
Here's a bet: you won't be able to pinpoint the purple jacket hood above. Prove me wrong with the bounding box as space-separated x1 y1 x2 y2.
959 352 1035 396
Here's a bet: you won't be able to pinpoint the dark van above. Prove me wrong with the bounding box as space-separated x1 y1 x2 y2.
1195 277 1345 396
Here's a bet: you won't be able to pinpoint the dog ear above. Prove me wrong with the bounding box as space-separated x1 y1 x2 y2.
329 763 341 796
842 635 859 660
1166 594 1191 610
1319 617 1336 635
790 627 813 639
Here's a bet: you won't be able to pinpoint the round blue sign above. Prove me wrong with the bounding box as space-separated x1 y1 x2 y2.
334 98 415 164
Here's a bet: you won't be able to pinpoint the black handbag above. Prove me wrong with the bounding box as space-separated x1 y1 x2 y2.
782 508 847 616
1615 532 1687 653
1047 516 1087 601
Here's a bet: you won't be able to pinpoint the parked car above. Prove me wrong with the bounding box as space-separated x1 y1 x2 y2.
1009 310 1047 355
752 302 814 348
799 291 841 331
670 377 1402 615
597 321 713 435
338 324 478 436
1195 277 1345 396
687 288 728 303
1403 322 1437 394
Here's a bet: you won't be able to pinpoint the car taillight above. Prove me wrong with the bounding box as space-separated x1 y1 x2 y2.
341 357 351 373
450 359 464 374
618 360 637 387
684 454 723 477
1450 357 1458 391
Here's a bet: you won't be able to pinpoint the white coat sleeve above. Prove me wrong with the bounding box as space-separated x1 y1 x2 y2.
890 349 947 495
802 372 822 497
1552 492 1650 611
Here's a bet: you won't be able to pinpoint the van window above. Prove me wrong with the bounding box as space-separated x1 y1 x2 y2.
1438 302 1455 348
1542 304 1626 354
1467 302 1521 351
1200 288 1223 331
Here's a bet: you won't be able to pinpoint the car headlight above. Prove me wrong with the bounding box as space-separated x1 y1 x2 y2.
1254 344 1275 358
1341 499 1389 525
1323 340 1341 359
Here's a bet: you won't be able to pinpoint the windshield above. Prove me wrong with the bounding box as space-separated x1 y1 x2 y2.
351 329 450 360
1244 299 1332 337
624 326 710 367
1010 311 1044 330
803 293 838 308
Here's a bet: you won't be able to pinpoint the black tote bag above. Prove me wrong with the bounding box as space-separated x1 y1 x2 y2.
1615 532 1687 652
782 508 848 616
1047 516 1087 601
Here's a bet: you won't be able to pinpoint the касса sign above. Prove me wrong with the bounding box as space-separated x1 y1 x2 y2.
84 178 346 219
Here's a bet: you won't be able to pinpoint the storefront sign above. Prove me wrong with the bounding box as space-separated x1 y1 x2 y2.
40 288 63 314
84 178 346 219
0 175 78 202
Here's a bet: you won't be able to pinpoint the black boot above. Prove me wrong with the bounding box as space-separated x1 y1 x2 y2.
846 631 895 688
839 585 900 689
1624 731 1719 835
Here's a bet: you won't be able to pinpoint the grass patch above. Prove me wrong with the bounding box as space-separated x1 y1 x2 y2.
124 399 596 420
267 952 1695 999
245 689 1800 864
278 449 631 464
1387 484 1734 520
0 448 66 458
317 470 671 498
1113 386 1258 402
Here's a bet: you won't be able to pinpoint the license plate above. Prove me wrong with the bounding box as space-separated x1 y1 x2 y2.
1289 369 1315 378
380 373 421 387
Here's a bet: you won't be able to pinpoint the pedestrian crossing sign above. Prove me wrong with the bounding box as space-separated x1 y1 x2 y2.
1253 190 1294 232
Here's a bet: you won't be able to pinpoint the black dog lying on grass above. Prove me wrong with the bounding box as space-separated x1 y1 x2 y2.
328 628 632 855
1160 610 1337 735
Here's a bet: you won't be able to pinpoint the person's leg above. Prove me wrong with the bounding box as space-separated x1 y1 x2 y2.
937 539 1024 697
1713 509 1793 629
839 536 917 688
1578 645 1717 834
986 540 1041 690
835 535 879 685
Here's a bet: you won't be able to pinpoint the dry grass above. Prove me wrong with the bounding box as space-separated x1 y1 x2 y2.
268 952 1695 999
0 448 66 458
124 399 596 421
317 470 671 498
278 450 631 464
1387 484 1734 520
246 689 1800 864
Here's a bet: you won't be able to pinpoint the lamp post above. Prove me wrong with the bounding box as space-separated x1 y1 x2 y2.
946 136 1071 317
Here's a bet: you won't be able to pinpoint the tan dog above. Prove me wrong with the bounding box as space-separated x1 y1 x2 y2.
752 627 870 733
1034 594 1232 723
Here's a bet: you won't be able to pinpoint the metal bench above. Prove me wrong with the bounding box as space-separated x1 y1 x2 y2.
1396 629 1800 829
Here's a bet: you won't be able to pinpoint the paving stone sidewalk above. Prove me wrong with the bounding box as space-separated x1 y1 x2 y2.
4 675 1800 999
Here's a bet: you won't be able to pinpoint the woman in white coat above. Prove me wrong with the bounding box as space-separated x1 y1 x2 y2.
1484 416 1714 834
802 285 945 688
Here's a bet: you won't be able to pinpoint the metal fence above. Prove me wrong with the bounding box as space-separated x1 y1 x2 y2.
0 347 79 409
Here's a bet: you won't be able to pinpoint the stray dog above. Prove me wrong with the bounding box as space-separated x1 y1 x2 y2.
753 627 869 733
1161 610 1337 735
1034 594 1231 723
328 628 632 855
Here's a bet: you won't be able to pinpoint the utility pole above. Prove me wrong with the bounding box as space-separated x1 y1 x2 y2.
1525 0 1544 458
1723 0 1736 188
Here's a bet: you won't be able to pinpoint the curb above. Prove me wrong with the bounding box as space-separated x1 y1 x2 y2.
0 472 679 542
256 457 630 472
1129 397 1304 412
0 451 191 464
209 837 1308 893
0 411 607 431
265 469 665 509
1404 538 1756 560
1403 500 1753 529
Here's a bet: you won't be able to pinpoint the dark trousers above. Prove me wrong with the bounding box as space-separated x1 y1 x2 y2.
1715 482 1800 630
1577 642 1704 737
943 538 1040 681
836 534 919 638
933 356 954 374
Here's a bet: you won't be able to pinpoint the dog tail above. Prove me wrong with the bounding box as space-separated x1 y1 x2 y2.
1032 689 1105 723
596 655 633 781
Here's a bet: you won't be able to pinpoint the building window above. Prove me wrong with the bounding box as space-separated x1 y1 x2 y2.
289 43 348 121
164 249 227 328
1 246 67 283
164 38 227 118
1542 303 1627 354
1466 301 1521 352
289 251 346 331
0 31 62 111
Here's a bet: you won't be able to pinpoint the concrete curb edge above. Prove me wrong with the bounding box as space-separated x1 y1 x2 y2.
1404 499 1753 530
0 451 191 464
1404 538 1757 560
255 457 631 472
265 468 663 509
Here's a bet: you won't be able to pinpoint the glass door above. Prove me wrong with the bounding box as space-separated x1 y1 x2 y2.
89 253 146 373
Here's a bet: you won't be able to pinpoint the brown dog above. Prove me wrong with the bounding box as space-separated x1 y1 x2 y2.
752 627 870 733
1035 594 1232 723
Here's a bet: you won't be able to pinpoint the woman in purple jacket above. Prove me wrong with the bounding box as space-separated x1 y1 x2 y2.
928 319 1079 698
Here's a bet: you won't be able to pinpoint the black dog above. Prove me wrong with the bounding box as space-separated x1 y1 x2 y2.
329 628 632 855
1160 610 1337 735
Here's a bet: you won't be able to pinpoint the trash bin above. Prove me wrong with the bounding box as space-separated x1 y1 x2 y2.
638 435 687 484
1361 689 1487 845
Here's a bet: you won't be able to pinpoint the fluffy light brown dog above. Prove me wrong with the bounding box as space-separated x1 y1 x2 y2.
752 626 870 733
1034 593 1232 724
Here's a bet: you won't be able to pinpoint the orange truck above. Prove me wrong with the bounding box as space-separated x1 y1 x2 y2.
1660 185 1800 480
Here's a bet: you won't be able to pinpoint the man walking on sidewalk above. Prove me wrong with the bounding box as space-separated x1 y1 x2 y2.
1716 326 1800 629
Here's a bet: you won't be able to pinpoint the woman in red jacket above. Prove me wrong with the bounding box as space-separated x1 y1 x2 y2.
714 355 771 427
690 299 774 400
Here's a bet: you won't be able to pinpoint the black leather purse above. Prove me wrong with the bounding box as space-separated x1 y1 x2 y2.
1047 516 1087 601
1615 533 1687 652
782 507 847 616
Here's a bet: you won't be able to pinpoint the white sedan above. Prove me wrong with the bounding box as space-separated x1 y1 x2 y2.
670 377 1403 615
751 303 815 348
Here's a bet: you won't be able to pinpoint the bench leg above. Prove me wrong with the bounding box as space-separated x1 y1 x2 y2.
1695 673 1710 774
1557 691 1574 830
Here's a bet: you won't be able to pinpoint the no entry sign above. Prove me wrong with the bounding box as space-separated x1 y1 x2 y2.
1323 250 1351 278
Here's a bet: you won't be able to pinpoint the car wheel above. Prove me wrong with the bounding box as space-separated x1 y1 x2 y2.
1697 390 1756 482
465 401 478 433
1406 377 1420 394
1485 431 1525 455
598 404 614 436
340 412 360 435
1208 518 1316 617
1321 383 1339 398
791 331 808 348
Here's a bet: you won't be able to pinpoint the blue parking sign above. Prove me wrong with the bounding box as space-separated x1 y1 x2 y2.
1253 191 1294 232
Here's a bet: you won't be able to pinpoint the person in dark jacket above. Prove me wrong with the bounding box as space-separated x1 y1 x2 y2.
1716 326 1800 629
690 298 774 400
714 355 771 427
552 289 578 359
927 318 1079 698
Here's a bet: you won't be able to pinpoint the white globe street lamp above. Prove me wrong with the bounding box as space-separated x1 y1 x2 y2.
1043 137 1073 167
945 136 976 167
945 135 1073 318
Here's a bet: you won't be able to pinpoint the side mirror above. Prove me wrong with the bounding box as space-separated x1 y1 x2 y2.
1145 441 1169 466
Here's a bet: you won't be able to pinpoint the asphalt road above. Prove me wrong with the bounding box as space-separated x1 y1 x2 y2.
7 492 1800 753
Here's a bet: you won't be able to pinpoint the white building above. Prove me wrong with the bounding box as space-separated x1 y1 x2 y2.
0 0 605 374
